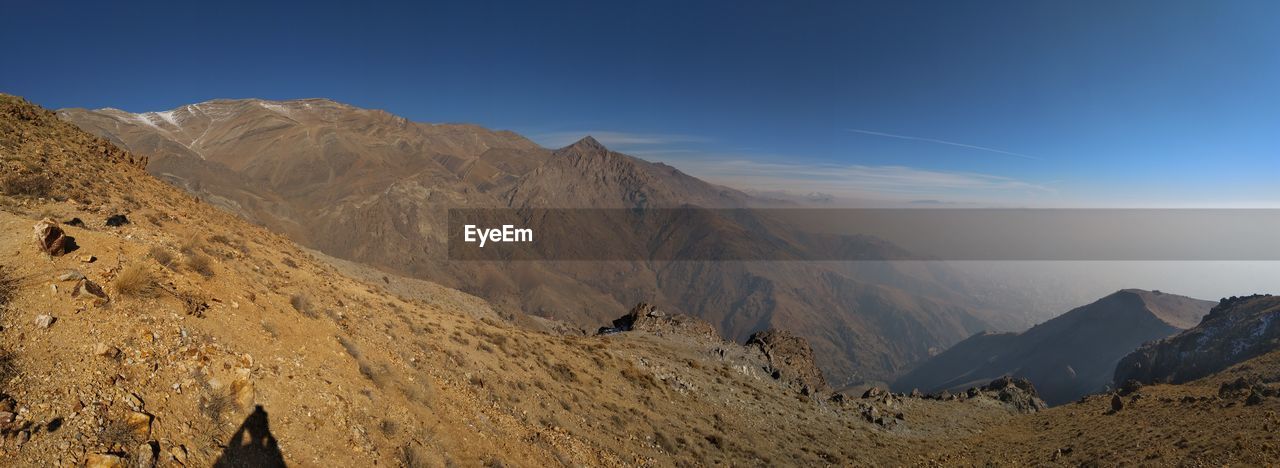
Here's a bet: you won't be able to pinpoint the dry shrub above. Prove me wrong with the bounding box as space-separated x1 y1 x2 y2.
290 294 317 318
0 265 15 307
185 253 214 278
621 362 658 389
0 349 17 391
199 389 233 422
148 246 176 270
178 236 202 256
397 445 427 468
113 263 158 298
0 172 52 198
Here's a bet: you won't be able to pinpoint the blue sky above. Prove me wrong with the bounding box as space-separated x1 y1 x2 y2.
3 1 1278 206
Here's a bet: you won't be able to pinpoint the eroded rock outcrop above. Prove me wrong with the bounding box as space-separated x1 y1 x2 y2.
1115 294 1280 386
746 329 827 395
598 302 721 341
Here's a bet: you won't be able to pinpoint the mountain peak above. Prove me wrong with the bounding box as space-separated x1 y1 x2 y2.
563 135 609 153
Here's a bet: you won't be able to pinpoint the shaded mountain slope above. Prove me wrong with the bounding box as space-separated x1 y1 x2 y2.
1116 294 1280 385
894 289 1213 405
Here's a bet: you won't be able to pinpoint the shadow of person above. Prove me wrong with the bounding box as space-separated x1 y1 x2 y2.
214 405 286 468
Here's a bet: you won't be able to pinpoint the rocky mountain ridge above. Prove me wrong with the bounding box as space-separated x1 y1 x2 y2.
1115 294 1280 386
58 97 1029 386
894 289 1214 405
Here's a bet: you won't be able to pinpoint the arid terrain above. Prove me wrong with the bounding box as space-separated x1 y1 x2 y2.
59 99 1039 387
4 94 1280 467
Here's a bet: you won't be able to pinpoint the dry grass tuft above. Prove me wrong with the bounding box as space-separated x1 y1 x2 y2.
148 246 176 270
185 253 214 278
0 349 18 391
114 263 158 298
290 294 317 318
0 172 52 198
178 236 202 256
0 265 16 307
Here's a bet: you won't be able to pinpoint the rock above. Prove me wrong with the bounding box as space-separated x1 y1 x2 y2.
124 392 144 411
1117 379 1143 396
57 270 85 281
862 387 888 399
231 370 254 408
105 214 130 227
1110 394 1124 413
94 343 120 358
600 302 721 340
1246 390 1265 406
80 255 97 263
73 278 109 304
746 329 828 394
64 217 86 227
135 441 158 468
0 411 14 423
125 411 152 439
909 388 922 398
978 376 1047 413
35 314 55 328
84 453 126 468
168 445 188 466
34 218 74 256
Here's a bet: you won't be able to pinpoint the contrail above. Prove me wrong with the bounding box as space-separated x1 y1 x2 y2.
848 128 1041 161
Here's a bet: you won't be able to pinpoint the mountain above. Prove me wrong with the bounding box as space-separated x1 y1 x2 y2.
59 98 1028 385
893 289 1214 405
1115 294 1280 385
7 93 1280 465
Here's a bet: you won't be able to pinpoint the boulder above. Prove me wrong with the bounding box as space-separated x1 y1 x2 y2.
57 270 85 281
73 278 109 304
105 214 129 227
746 329 828 394
979 376 1047 413
84 454 125 468
94 343 120 358
1117 379 1143 396
34 314 55 328
862 387 888 399
33 218 74 256
125 411 153 439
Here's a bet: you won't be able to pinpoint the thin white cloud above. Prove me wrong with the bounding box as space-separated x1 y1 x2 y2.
533 130 709 148
848 128 1041 161
663 158 1052 204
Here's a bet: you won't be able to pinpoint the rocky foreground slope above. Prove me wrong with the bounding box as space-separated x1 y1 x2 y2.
4 94 1280 466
